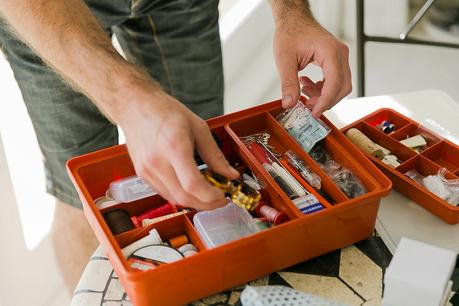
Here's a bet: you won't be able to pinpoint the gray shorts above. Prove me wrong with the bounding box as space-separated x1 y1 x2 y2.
0 0 223 208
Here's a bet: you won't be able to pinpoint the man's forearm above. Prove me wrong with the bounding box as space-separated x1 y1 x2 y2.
270 0 314 26
0 0 154 123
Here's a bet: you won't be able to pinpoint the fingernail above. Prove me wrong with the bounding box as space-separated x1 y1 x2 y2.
311 110 321 118
229 166 239 178
282 95 293 107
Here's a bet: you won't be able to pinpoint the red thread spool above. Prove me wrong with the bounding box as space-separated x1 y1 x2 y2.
254 201 288 225
131 203 177 228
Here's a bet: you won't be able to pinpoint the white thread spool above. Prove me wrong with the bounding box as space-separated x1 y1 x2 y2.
178 244 199 257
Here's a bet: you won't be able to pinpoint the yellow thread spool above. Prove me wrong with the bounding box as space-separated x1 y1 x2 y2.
169 235 189 249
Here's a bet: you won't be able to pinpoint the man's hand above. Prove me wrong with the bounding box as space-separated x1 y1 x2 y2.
114 80 240 210
270 0 352 117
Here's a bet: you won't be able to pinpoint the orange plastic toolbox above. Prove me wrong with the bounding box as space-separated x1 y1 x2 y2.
342 108 459 224
67 99 391 306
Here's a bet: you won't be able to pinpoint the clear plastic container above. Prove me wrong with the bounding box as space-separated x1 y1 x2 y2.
193 202 260 248
109 164 209 203
109 176 156 203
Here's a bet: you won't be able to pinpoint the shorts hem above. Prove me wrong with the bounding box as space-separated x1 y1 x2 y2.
47 187 83 209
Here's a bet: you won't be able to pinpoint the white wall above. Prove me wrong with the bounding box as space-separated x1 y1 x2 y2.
0 133 69 306
221 0 326 113
221 0 459 112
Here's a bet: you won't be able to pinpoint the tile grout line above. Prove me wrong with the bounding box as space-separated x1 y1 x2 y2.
337 276 366 304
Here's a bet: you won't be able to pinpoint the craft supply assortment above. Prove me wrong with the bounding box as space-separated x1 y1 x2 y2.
342 108 459 224
67 99 391 306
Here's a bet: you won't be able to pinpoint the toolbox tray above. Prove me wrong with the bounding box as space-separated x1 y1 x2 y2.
67 99 391 306
342 108 459 224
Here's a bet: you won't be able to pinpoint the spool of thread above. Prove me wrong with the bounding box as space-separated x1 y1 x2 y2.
95 196 119 209
379 120 396 133
131 203 177 228
178 243 198 257
168 234 189 249
345 128 391 158
254 202 289 225
178 243 197 253
103 209 135 235
182 250 198 257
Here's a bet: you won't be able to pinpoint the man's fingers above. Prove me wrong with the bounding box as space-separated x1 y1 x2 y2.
327 47 352 104
155 162 220 209
170 137 226 205
193 121 239 180
311 81 339 118
337 53 352 101
311 44 352 118
311 59 342 118
139 167 178 204
300 77 323 110
316 80 324 89
300 76 322 98
276 53 300 108
299 76 315 87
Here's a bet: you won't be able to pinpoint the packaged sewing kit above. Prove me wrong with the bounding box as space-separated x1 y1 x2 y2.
67 98 391 306
342 108 459 224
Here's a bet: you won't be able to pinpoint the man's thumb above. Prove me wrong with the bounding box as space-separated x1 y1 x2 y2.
279 60 300 108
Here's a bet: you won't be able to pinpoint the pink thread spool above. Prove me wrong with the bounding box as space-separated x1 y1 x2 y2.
131 203 177 228
254 201 288 225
